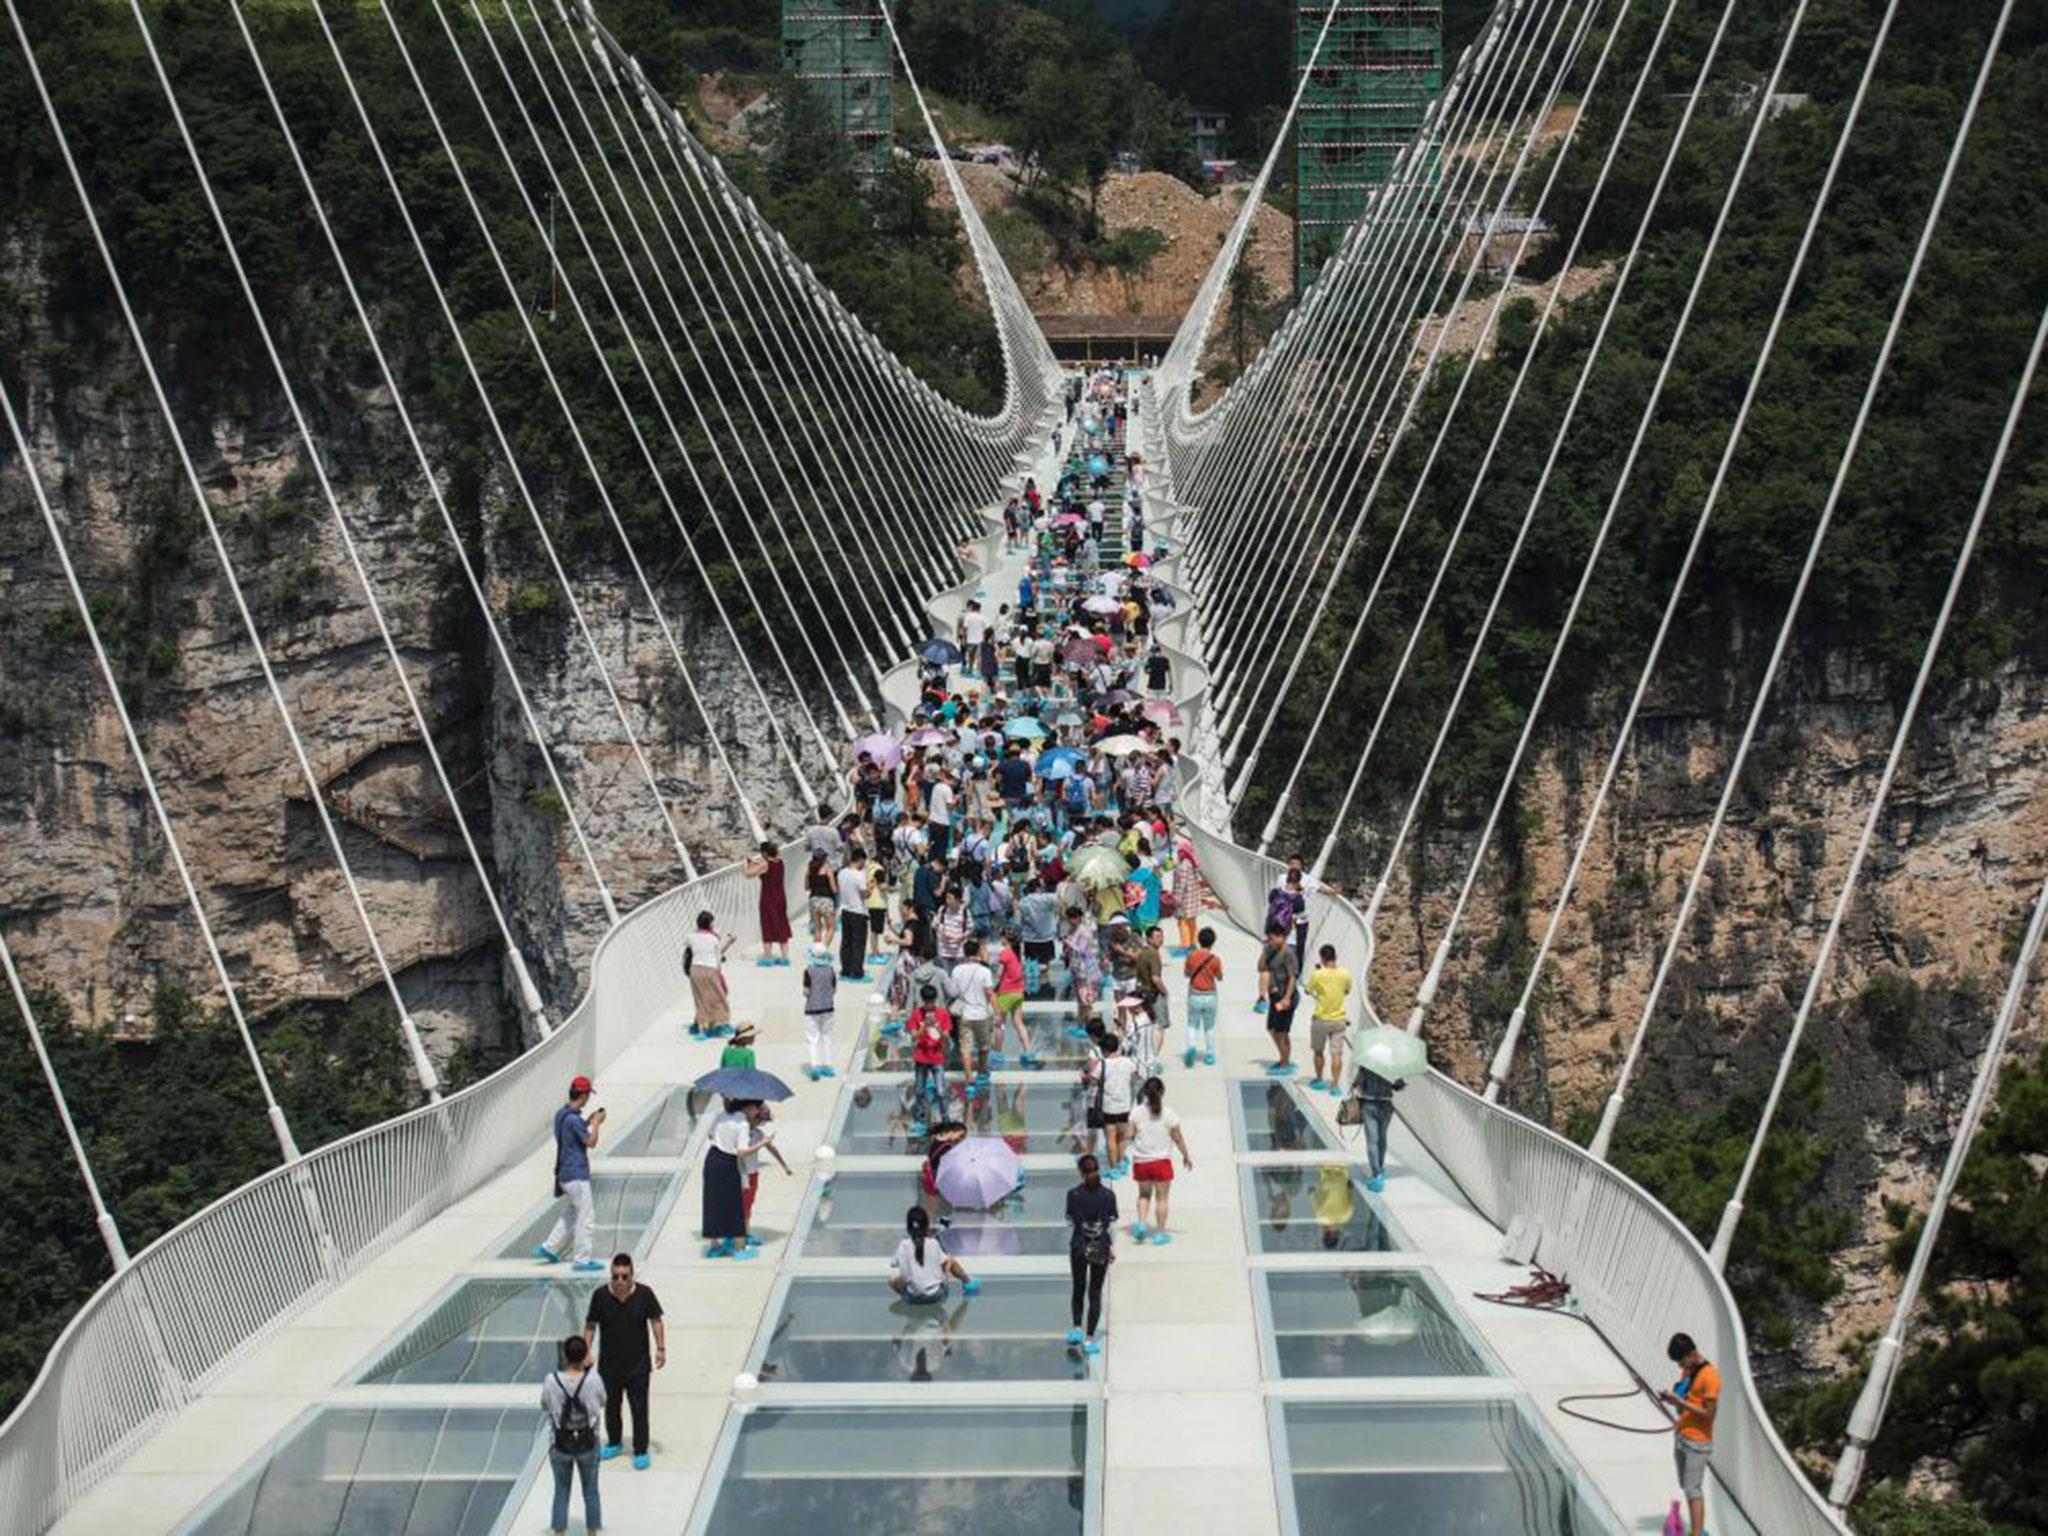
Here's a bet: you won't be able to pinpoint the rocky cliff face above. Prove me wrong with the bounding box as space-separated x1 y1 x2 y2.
1319 656 2048 1374
0 327 823 1061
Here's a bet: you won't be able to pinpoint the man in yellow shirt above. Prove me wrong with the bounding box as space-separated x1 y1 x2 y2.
1660 1331 1720 1536
1304 944 1352 1096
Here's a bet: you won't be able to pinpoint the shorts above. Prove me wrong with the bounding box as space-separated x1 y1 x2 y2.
1101 1110 1131 1126
1311 1018 1346 1050
808 896 833 923
963 1015 996 1053
994 990 1025 1016
1133 1158 1173 1184
1267 1001 1297 1035
1675 1438 1712 1498
901 1283 948 1305
1023 939 1056 964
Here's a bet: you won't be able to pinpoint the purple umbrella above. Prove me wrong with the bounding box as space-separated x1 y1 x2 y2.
853 732 903 769
933 1136 1024 1209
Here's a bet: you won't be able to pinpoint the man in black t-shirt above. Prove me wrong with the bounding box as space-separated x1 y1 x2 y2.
583 1252 665 1466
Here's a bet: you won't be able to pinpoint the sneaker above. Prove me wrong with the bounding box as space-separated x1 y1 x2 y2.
632 1453 651 1471
1131 1221 1148 1241
910 1121 928 1138
744 1233 764 1249
1366 1174 1387 1194
1066 1327 1084 1346
1204 1051 1216 1066
730 1244 759 1261
572 1259 604 1273
988 1052 1009 1068
1273 1062 1297 1077
819 1065 837 1078
1083 1338 1102 1356
1183 1046 1196 1068
804 1066 820 1081
1150 1231 1173 1246
600 1444 624 1462
962 1278 983 1295
1327 1082 1344 1098
706 1239 734 1259
755 957 775 969
1308 1078 1328 1091
533 1244 561 1265
687 1023 703 1039
1019 1052 1042 1069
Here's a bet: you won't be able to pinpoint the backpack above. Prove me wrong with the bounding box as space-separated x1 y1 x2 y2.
552 1371 597 1455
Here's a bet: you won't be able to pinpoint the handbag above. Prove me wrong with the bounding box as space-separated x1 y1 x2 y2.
1085 1070 1106 1130
1336 1095 1364 1128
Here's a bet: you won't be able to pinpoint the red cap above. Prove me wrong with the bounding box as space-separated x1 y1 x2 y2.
570 1075 594 1094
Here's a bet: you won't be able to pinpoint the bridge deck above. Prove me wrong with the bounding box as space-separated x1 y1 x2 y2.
51 415 1676 1536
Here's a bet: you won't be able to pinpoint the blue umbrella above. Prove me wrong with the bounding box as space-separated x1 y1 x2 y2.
692 1067 794 1102
918 639 962 666
1004 717 1049 740
1037 746 1085 773
1038 757 1075 781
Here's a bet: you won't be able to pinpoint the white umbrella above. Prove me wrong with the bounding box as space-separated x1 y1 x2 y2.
1344 1024 1429 1083
1096 734 1149 757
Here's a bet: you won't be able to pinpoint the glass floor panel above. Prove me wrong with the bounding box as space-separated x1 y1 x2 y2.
1261 1270 1495 1379
355 1279 589 1385
802 1171 1068 1258
755 1276 1091 1383
1246 1164 1403 1254
833 1079 1096 1157
697 1404 1090 1535
1235 1080 1339 1152
179 1406 539 1536
1278 1398 1624 1534
496 1172 678 1259
609 1085 715 1158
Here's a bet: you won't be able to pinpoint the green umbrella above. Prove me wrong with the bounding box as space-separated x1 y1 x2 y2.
1068 845 1131 888
1344 1024 1429 1083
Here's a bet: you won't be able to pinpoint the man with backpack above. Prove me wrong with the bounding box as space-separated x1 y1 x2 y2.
536 1076 605 1273
541 1333 605 1533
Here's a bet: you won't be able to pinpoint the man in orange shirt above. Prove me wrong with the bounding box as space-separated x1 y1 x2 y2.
1660 1332 1719 1536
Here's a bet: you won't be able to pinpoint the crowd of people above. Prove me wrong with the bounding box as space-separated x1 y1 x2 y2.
527 367 1720 1534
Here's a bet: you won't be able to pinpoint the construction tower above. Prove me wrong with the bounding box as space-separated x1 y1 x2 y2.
781 0 893 181
1294 1 1442 292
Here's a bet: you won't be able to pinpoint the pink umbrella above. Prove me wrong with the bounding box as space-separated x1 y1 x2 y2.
1142 698 1184 727
905 727 951 748
852 732 902 768
1054 512 1086 527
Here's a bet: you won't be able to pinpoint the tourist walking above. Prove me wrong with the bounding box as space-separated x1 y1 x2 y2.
802 943 839 1080
1065 1154 1116 1355
686 911 735 1039
805 852 836 946
741 841 792 966
1088 1033 1141 1174
1128 1076 1191 1245
907 984 953 1133
991 932 1034 1067
836 849 870 979
1305 943 1352 1094
584 1253 664 1470
536 1076 605 1273
541 1335 605 1535
703 1099 784 1259
949 937 998 1091
1182 928 1222 1066
1259 922 1299 1076
1354 1066 1401 1192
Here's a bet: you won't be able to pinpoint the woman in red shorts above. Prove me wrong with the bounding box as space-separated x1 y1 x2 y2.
1126 1077 1193 1245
